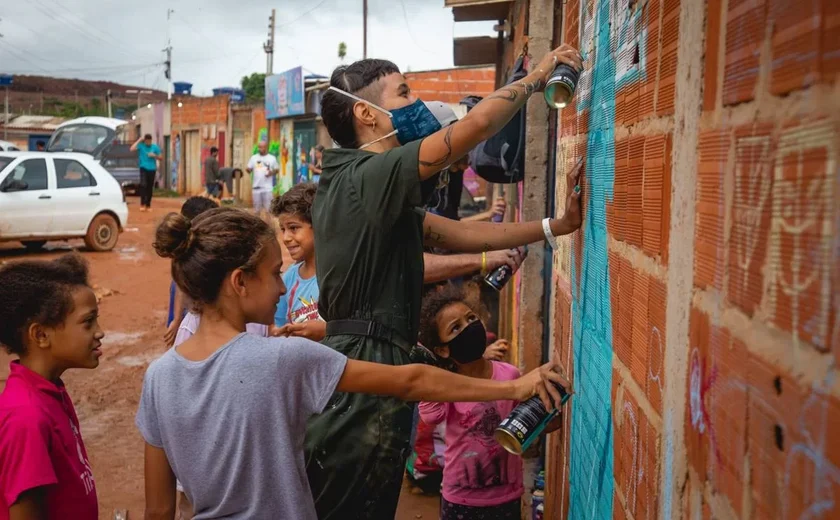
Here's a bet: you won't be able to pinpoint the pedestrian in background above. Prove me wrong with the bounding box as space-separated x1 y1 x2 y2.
131 134 162 212
246 141 278 215
0 254 102 520
203 147 221 200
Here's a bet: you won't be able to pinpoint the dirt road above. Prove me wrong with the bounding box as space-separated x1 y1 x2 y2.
0 197 438 519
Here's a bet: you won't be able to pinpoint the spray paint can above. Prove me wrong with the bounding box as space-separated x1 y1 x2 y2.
494 383 570 455
544 63 580 109
483 246 527 291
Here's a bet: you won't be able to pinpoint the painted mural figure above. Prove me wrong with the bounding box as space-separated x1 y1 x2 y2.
305 46 582 519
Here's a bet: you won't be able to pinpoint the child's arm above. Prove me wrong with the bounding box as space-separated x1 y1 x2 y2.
143 443 176 520
274 321 326 341
336 358 569 410
8 487 46 520
418 401 447 426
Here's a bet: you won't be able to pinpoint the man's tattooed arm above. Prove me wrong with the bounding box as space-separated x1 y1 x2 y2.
423 225 446 246
419 126 454 169
485 78 544 103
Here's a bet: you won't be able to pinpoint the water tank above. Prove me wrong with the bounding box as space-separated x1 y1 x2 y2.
173 82 193 95
212 87 245 103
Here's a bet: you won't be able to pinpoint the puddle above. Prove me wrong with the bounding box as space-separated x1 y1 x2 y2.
114 352 160 367
117 246 145 261
102 331 145 347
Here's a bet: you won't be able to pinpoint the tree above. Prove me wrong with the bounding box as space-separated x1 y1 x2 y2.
338 42 347 62
241 72 267 102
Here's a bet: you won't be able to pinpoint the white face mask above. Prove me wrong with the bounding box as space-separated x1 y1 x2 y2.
328 86 396 149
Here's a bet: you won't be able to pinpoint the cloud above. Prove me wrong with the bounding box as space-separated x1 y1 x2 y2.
0 0 496 95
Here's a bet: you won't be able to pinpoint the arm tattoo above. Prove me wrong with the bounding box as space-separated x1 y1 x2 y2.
487 86 519 103
486 78 543 103
419 125 454 168
424 226 445 244
482 242 493 252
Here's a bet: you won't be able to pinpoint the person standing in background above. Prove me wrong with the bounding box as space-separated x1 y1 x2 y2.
130 134 162 212
36 140 46 151
204 146 221 200
246 141 279 215
309 145 324 183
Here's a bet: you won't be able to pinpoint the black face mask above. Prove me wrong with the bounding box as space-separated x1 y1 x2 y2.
446 320 487 364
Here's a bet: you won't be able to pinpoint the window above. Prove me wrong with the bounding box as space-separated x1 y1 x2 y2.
5 159 48 191
48 125 109 154
55 159 97 189
0 156 11 172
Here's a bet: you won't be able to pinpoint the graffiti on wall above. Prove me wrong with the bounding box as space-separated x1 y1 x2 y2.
567 1 617 518
279 120 294 193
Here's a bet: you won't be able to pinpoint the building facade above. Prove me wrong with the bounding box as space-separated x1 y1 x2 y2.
447 0 840 518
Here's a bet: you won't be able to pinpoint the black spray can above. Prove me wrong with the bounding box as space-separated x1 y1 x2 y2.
544 63 580 109
494 383 570 455
483 246 528 291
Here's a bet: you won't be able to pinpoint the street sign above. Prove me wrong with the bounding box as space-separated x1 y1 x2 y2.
0 74 13 86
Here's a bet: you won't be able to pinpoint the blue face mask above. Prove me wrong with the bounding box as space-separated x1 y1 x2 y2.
329 87 442 148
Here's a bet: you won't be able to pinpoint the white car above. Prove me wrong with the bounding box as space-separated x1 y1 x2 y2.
0 140 21 152
0 151 129 251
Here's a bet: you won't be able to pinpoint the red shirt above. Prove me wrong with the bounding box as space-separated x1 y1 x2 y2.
0 362 97 519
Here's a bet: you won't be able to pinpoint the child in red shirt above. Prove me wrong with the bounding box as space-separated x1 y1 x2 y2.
0 254 102 520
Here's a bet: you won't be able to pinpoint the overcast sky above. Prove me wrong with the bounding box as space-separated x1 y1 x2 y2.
0 0 495 95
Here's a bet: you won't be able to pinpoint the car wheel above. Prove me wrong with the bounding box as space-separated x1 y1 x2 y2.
21 240 47 251
84 214 119 252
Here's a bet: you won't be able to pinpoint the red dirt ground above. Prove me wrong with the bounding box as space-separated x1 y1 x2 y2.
0 196 439 519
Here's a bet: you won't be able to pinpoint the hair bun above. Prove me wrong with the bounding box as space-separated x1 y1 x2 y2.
153 213 195 260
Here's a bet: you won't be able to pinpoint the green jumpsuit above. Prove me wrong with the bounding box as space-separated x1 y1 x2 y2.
306 140 426 519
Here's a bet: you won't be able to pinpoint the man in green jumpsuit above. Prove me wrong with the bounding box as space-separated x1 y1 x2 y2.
308 45 583 519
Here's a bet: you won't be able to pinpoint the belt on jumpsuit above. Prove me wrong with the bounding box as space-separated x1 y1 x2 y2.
325 319 412 356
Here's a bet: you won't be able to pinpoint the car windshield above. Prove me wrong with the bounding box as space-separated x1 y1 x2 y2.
48 125 110 153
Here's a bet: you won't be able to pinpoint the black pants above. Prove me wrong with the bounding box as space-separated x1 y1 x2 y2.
140 168 156 207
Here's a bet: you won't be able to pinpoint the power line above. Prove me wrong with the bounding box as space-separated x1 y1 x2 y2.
398 0 436 56
176 12 229 58
6 62 164 75
0 40 50 73
275 0 331 30
37 0 143 60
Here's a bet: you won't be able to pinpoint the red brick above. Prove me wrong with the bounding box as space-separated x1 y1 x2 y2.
746 355 840 520
630 271 651 389
727 124 774 316
704 0 724 111
612 138 630 240
626 136 646 248
616 257 636 371
642 134 671 260
647 277 667 414
640 0 661 121
769 120 836 351
684 308 749 516
722 0 767 105
657 0 680 116
694 130 731 290
770 0 821 95
614 376 661 520
823 1 840 80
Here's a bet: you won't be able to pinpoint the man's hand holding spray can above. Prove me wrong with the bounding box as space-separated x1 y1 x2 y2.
492 53 584 454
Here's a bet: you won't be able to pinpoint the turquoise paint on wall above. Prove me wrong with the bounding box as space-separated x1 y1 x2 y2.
568 1 617 518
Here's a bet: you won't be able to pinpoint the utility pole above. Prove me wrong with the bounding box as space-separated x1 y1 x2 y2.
106 90 112 118
263 8 275 143
165 8 173 100
264 9 275 76
3 86 8 140
363 0 368 59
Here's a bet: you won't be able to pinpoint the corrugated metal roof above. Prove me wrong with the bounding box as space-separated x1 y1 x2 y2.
6 115 67 129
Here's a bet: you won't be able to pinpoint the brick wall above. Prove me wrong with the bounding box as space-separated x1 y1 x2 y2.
546 0 839 519
404 66 496 103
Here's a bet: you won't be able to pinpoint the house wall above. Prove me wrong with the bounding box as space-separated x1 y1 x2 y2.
544 0 840 519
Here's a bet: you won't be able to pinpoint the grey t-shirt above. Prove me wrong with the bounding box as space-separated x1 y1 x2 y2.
135 333 347 519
